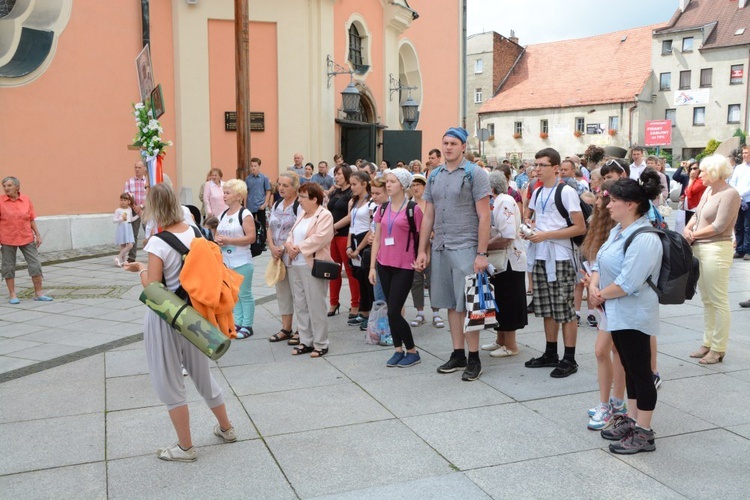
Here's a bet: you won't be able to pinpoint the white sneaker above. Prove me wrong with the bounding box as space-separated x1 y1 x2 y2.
114 257 122 267
481 342 503 351
213 424 237 443
156 443 197 462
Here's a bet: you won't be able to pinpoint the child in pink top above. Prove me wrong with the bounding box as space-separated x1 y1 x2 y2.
369 168 423 368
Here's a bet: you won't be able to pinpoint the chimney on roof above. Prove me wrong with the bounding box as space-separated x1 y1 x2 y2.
679 0 690 12
509 29 518 44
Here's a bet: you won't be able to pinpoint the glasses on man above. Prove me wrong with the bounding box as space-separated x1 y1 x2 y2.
534 162 552 168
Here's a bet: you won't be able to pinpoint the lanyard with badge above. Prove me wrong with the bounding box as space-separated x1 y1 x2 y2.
384 198 407 246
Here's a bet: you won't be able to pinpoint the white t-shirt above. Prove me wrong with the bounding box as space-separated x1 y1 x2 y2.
630 161 647 180
291 217 313 266
349 199 374 235
217 208 253 269
143 227 196 292
529 183 581 261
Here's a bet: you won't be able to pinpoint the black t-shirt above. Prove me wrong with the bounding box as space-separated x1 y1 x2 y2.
327 187 352 237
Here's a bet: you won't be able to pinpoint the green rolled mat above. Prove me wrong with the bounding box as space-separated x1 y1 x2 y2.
139 282 231 361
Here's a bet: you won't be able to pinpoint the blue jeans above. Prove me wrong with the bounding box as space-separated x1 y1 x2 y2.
373 270 385 302
735 205 750 255
233 263 255 327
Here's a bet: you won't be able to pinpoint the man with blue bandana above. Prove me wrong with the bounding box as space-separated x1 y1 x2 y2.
416 127 491 381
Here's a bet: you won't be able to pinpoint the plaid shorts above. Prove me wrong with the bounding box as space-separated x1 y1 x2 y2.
531 260 576 324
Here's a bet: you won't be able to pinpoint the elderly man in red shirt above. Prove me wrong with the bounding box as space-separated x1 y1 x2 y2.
0 176 53 304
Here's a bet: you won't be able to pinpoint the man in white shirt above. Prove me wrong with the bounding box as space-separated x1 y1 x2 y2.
729 145 750 260
629 146 647 180
522 148 586 378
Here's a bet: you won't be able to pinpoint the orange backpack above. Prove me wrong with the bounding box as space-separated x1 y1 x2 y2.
154 227 243 338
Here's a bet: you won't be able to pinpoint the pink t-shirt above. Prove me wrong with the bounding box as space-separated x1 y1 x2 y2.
374 201 422 270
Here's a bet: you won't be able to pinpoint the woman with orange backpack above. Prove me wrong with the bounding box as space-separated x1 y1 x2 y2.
124 183 236 462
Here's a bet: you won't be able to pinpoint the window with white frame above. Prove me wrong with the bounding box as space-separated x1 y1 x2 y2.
660 72 671 90
665 108 676 126
728 104 741 124
487 123 495 137
693 107 705 126
682 37 693 52
474 88 482 103
608 116 619 131
575 117 584 133
514 121 523 135
540 119 549 134
474 59 483 74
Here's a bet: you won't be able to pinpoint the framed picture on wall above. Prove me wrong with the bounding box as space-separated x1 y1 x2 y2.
150 84 165 119
135 44 154 103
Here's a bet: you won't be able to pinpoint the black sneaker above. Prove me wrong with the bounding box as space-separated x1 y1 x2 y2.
576 314 581 327
525 352 559 368
462 358 482 381
437 353 467 373
347 315 366 326
359 321 368 331
550 358 578 378
587 314 598 328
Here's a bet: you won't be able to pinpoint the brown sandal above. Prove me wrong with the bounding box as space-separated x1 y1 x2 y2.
269 329 293 343
292 345 314 356
689 346 710 358
310 348 328 358
699 351 725 365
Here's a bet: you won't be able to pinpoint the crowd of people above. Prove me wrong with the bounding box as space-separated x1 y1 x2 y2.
7 133 738 462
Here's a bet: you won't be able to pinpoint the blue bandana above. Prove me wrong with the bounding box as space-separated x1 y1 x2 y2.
444 127 468 144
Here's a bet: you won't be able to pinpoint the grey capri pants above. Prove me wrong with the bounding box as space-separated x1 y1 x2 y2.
143 309 224 411
1 243 43 279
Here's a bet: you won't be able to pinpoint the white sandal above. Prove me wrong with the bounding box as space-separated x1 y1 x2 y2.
432 315 445 328
410 314 426 327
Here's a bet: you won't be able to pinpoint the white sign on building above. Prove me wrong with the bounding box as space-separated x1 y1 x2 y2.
674 89 710 106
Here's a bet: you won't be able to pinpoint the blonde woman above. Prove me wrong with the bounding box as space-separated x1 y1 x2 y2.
124 184 236 462
268 172 300 344
216 179 257 339
684 155 740 364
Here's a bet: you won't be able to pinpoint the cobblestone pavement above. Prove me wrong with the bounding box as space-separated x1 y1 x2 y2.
1 242 749 498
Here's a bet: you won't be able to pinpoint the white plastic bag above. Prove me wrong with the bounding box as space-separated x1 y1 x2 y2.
366 300 392 345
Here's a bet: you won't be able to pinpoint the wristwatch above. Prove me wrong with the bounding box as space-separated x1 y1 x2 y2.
476 252 488 256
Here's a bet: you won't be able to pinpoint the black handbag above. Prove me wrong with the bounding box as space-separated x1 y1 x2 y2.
311 259 340 280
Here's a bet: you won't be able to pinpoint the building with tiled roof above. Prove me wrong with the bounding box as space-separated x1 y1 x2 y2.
477 24 660 162
650 0 750 161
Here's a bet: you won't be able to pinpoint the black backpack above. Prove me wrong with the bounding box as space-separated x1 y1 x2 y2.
378 200 419 258
623 226 699 305
273 198 300 216
220 207 265 257
534 182 592 246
